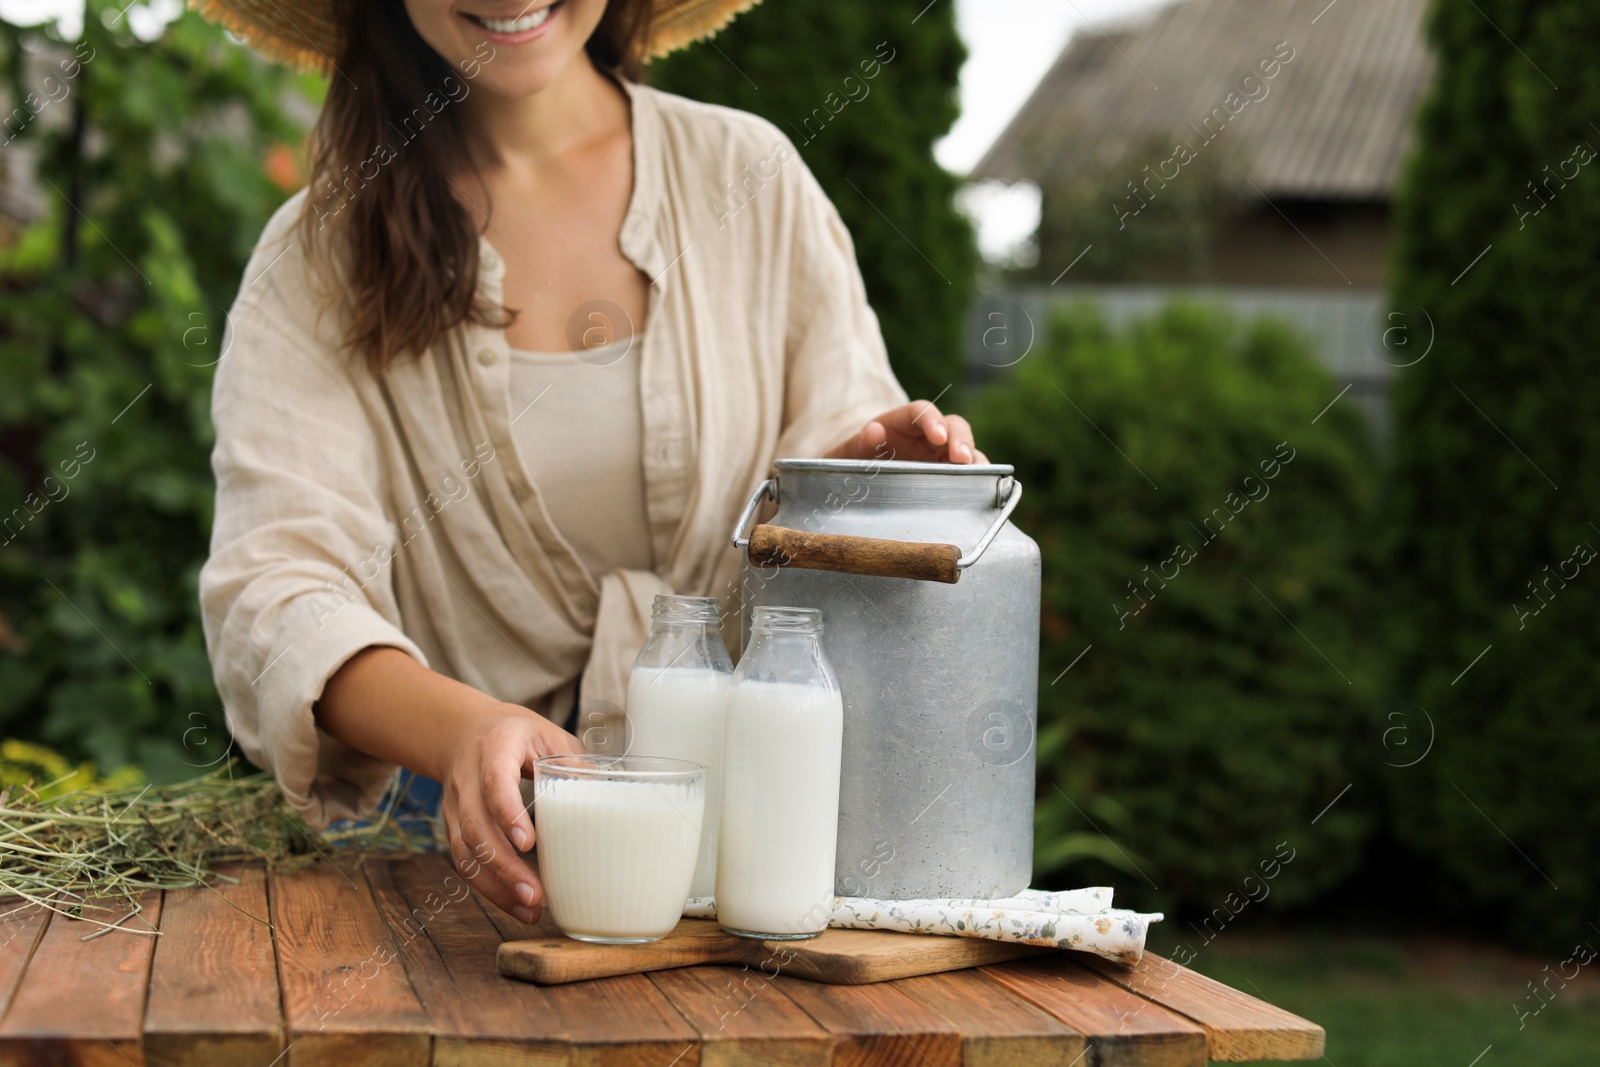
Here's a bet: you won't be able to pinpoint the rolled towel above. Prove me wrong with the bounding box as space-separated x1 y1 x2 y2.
682 886 1161 965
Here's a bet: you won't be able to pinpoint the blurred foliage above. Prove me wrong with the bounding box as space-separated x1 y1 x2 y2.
0 2 308 781
1384 0 1600 951
972 302 1380 916
0 737 140 798
1020 134 1247 284
649 0 977 400
1189 934 1600 1067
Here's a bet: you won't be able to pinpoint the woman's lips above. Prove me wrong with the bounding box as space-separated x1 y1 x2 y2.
462 1 561 45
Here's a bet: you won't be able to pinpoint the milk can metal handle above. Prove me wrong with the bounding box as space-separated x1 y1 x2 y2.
730 479 777 551
729 476 1022 584
957 475 1022 569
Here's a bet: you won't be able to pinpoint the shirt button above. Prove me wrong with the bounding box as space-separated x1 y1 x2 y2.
477 348 498 367
512 484 531 502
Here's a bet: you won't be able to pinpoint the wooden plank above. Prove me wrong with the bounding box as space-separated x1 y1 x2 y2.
889 969 1086 1067
648 964 830 1067
480 888 703 1066
0 891 162 1067
0 901 50 1023
269 860 431 1067
500 920 1044 985
499 919 750 984
1076 952 1325 1062
144 866 284 1067
766 927 1043 984
366 855 567 1066
772 974 963 1067
981 957 1207 1067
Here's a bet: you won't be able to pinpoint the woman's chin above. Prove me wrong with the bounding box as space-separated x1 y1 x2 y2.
470 61 573 100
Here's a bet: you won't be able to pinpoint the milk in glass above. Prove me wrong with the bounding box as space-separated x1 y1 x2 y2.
534 755 706 943
716 606 844 939
625 595 733 898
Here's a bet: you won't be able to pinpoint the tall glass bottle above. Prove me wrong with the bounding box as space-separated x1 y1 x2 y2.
625 594 733 898
716 606 844 940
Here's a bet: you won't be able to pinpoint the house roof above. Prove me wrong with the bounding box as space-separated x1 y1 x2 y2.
971 0 1434 200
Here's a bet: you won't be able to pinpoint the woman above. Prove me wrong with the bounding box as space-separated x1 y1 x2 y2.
198 0 986 926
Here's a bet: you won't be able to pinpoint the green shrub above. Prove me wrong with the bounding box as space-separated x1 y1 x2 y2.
0 4 307 780
648 0 977 400
972 302 1379 916
1385 0 1600 950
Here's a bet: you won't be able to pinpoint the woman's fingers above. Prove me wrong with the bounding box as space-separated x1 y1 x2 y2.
823 419 888 460
536 720 588 758
884 403 986 464
485 755 535 853
452 788 541 924
881 401 950 449
944 414 979 464
824 402 988 464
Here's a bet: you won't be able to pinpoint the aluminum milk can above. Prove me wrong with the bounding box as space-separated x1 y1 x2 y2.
729 458 1040 900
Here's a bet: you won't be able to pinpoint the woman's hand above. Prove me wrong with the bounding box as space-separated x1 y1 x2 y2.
825 400 989 464
438 703 585 925
317 647 584 925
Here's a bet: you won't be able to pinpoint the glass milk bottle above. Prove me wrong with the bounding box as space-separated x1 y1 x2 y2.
716 605 844 940
625 594 733 899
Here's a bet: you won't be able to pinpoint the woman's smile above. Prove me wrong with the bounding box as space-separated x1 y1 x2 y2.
461 0 565 44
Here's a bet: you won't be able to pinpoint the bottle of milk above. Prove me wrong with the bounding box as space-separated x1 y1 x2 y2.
625 594 733 899
716 605 844 940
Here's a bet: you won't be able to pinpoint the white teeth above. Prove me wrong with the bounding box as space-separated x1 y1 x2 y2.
477 6 552 33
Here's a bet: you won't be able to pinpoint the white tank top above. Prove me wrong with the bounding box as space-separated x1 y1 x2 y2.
506 334 655 577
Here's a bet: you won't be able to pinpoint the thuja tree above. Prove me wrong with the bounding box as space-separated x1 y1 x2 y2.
1385 0 1600 949
0 3 307 778
649 1 978 400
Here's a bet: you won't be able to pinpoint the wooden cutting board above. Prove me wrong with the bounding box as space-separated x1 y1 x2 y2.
498 918 1050 985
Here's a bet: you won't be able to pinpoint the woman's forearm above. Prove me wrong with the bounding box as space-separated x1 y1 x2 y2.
317 645 583 923
315 646 525 780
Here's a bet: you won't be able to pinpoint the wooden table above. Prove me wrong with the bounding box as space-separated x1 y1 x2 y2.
0 854 1323 1066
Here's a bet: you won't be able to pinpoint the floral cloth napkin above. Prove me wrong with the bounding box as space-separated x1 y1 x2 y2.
683 887 1162 965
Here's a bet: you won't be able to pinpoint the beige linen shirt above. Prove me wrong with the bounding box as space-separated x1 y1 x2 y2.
200 83 907 827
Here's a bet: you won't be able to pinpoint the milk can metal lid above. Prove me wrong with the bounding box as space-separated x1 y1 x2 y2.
773 458 1015 477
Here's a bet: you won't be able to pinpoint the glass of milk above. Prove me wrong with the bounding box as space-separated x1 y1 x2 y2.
533 754 706 943
716 605 844 940
625 594 733 900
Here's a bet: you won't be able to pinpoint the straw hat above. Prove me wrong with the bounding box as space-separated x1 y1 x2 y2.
190 0 762 72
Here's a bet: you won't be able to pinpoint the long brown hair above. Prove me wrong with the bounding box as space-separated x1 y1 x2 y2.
301 0 654 372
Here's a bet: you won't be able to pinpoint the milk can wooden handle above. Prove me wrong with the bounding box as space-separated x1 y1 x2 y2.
747 525 963 585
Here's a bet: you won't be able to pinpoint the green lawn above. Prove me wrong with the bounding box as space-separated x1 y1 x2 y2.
1155 931 1600 1066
